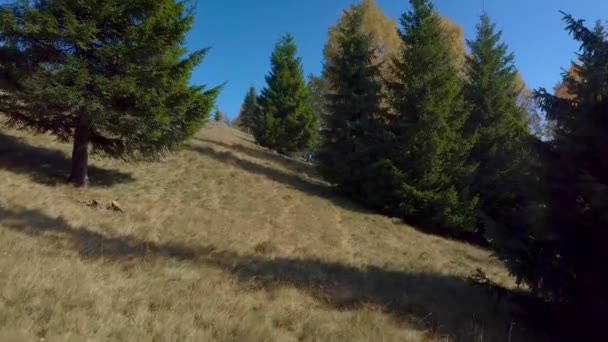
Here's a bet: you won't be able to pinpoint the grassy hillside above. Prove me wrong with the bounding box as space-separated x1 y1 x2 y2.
0 123 541 341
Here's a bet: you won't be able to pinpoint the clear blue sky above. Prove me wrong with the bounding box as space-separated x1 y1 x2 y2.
187 0 608 119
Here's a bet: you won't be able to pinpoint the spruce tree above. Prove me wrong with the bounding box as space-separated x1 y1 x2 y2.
534 14 608 336
236 86 258 133
257 34 319 153
388 0 477 232
214 111 224 122
317 6 385 196
0 0 219 186
464 15 532 234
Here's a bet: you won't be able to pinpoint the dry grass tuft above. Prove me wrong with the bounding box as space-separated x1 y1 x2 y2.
0 124 546 341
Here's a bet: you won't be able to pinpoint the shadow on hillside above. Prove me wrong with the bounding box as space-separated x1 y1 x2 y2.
0 132 134 187
193 138 492 248
190 144 331 196
189 144 370 215
0 205 534 341
195 137 318 179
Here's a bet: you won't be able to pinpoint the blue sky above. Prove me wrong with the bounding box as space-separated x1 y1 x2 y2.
187 0 608 119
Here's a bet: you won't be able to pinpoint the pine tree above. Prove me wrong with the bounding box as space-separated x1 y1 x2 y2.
317 5 386 196
0 0 219 186
236 86 258 133
388 0 477 232
213 110 224 122
464 15 532 235
533 13 608 337
257 34 318 153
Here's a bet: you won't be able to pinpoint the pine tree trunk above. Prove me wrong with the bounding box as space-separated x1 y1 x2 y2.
68 121 91 187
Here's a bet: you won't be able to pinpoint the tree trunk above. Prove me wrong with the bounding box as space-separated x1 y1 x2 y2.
68 122 91 187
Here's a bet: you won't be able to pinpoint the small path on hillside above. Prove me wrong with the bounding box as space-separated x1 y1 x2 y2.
277 192 298 231
151 157 194 207
251 176 293 252
202 178 222 210
334 204 355 264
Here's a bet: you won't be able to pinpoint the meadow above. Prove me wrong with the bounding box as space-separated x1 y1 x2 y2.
0 123 543 341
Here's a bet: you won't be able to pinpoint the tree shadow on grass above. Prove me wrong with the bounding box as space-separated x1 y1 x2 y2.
194 137 317 179
0 132 134 187
0 205 539 341
190 144 331 197
188 144 371 216
192 138 492 248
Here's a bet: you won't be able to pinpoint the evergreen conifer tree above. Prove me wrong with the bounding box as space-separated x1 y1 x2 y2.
464 15 532 234
317 6 385 196
0 0 219 186
236 86 258 133
213 111 224 122
388 0 477 232
257 34 318 153
534 13 608 336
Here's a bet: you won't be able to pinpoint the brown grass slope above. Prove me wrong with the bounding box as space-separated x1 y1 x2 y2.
0 123 542 341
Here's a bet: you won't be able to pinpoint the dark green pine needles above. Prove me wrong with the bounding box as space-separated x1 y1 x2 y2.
387 0 478 232
464 14 532 234
532 14 608 337
316 5 387 201
236 86 259 134
0 0 220 186
255 34 319 154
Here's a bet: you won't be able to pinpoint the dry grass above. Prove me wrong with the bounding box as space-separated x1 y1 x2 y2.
0 123 544 341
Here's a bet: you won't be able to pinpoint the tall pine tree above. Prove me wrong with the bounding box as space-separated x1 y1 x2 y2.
213 110 224 122
257 34 318 153
0 0 219 186
317 5 386 198
236 86 258 134
533 13 608 337
464 15 532 235
388 0 477 232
